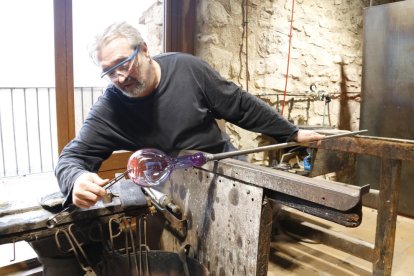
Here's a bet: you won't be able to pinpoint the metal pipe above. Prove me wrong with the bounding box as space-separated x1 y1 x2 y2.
204 129 368 161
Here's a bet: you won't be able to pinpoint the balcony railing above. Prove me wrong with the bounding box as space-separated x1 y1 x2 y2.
0 87 105 177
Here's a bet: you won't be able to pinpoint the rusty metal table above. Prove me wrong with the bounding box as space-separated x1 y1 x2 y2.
155 153 368 276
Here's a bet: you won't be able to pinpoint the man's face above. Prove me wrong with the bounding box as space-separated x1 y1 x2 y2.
99 38 150 97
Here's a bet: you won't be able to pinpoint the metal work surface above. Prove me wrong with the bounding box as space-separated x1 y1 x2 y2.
0 174 213 275
156 156 368 275
0 178 150 245
360 0 414 217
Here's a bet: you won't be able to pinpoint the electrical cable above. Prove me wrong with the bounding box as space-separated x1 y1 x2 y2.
281 0 295 116
239 0 249 90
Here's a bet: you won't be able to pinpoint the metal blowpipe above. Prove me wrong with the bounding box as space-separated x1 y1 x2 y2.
126 129 368 187
46 129 366 228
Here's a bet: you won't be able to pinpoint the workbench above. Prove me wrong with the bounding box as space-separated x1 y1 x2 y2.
0 174 212 275
0 178 150 246
311 134 414 276
0 177 154 275
155 146 369 275
154 134 413 276
1 134 410 276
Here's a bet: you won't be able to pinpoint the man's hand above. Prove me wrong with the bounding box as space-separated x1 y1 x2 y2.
295 129 325 146
72 172 109 208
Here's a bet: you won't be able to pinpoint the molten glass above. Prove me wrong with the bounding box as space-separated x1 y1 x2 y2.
127 148 208 187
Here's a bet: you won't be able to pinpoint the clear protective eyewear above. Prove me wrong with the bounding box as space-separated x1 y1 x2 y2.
100 46 139 80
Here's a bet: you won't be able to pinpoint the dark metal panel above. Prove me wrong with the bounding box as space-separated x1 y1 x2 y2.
158 165 266 275
360 0 414 216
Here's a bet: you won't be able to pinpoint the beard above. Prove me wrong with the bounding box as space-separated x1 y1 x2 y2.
119 77 147 98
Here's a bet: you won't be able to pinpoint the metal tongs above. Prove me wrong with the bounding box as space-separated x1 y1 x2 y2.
46 170 130 228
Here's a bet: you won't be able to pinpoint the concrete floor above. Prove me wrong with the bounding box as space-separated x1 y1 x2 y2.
267 206 414 276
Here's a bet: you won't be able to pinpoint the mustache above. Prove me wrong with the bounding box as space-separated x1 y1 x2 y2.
123 75 133 83
124 76 144 86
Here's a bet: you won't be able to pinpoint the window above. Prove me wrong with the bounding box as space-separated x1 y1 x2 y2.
0 0 57 176
72 0 163 132
0 0 195 178
54 0 195 178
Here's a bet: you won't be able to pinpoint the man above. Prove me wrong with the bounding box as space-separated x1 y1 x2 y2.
36 21 323 275
56 21 324 209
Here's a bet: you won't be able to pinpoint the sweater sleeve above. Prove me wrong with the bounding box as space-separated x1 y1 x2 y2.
198 59 298 142
54 100 116 206
55 138 112 206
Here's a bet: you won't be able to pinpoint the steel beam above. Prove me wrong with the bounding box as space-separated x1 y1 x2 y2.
200 158 368 212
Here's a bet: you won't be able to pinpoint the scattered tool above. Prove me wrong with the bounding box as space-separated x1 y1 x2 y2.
46 170 130 228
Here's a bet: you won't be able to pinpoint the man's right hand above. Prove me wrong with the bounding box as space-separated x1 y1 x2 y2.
295 129 325 146
72 172 109 208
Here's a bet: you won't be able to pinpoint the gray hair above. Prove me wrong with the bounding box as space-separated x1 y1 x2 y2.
91 22 145 63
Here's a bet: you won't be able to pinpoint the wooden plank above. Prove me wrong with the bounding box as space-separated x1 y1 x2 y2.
317 136 414 162
257 198 273 276
362 189 380 210
164 0 195 54
309 149 356 181
99 151 131 172
279 208 375 262
373 158 401 276
53 0 75 154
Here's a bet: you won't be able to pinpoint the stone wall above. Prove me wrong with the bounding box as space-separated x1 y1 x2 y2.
139 0 164 56
142 0 399 164
195 0 372 164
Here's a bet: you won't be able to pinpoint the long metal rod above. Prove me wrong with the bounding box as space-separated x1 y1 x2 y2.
103 169 131 190
205 129 368 161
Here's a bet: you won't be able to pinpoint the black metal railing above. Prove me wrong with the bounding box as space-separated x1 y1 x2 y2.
0 87 105 177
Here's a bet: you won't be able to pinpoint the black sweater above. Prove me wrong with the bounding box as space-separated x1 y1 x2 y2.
55 52 298 204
